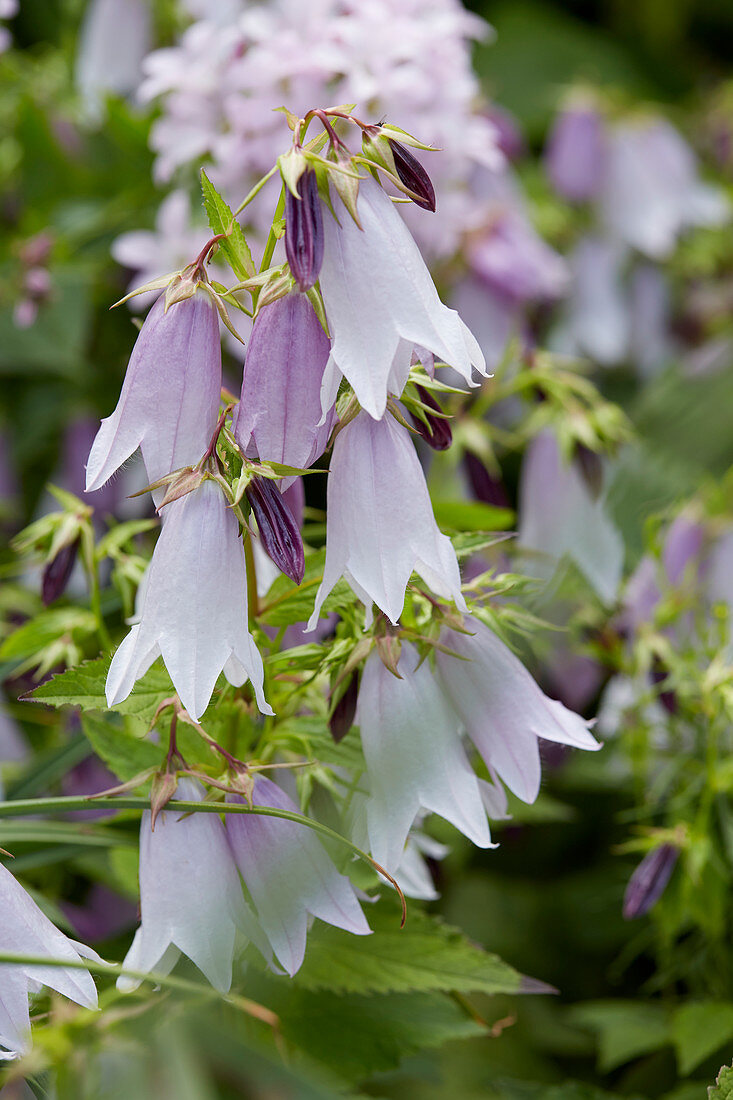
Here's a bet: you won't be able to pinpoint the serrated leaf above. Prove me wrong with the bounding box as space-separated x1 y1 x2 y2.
81 712 162 782
672 1003 733 1076
709 1063 733 1098
570 1000 670 1073
293 901 522 996
200 169 255 279
258 551 356 627
28 655 175 722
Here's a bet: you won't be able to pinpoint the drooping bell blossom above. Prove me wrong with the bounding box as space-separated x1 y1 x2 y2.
106 480 270 721
355 644 492 873
86 290 220 495
318 177 486 420
307 411 466 628
435 619 601 804
118 780 260 993
545 102 606 203
628 263 672 377
451 275 519 373
393 830 450 902
550 236 630 366
285 169 324 292
517 431 624 604
600 119 729 259
233 292 335 472
623 843 679 920
0 861 98 1058
226 776 370 977
245 476 305 585
466 209 568 305
620 512 706 635
76 0 152 118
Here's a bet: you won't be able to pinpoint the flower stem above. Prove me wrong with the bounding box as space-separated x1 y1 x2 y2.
232 165 278 218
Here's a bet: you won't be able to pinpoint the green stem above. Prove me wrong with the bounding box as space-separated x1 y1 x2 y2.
232 165 278 218
243 532 259 623
254 183 286 309
82 528 111 649
0 796 406 924
0 952 277 1025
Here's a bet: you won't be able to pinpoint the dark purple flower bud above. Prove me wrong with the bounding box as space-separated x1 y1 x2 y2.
575 444 603 499
329 671 359 743
623 843 678 920
545 104 606 203
463 452 510 509
246 477 305 585
409 385 452 451
285 169 324 292
388 140 436 212
42 537 80 605
651 658 677 716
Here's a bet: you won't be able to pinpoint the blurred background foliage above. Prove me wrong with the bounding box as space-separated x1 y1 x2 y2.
2 0 733 1097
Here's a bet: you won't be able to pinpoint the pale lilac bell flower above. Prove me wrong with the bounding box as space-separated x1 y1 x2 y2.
517 431 624 604
467 210 568 305
545 103 606 203
76 0 152 118
226 776 370 977
436 618 600 804
318 177 486 420
600 119 729 259
86 291 221 495
106 481 270 721
355 644 492 873
0 862 98 1058
118 780 257 993
551 236 630 366
307 412 466 628
233 292 335 472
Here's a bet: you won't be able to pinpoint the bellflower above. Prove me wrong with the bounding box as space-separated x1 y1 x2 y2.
545 102 606 203
233 292 334 471
517 431 624 604
86 290 221 494
226 777 370 977
356 644 492 873
307 411 466 628
118 780 257 993
551 236 630 366
106 481 270 721
600 119 728 259
0 862 98 1058
318 177 486 419
76 0 151 117
435 619 601 804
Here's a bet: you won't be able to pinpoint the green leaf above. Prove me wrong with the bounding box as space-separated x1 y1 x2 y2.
709 1063 733 1099
672 1003 733 1076
27 655 175 722
570 1000 671 1072
272 714 365 772
293 900 522 996
0 608 97 661
258 550 356 627
200 169 255 279
433 499 515 533
249 978 483 1084
81 713 161 782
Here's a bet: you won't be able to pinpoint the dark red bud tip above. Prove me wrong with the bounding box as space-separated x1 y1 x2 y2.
622 843 679 920
410 385 452 451
329 671 359 743
575 443 604 499
285 169 324 292
246 478 305 585
388 139 436 212
463 452 510 508
41 538 80 606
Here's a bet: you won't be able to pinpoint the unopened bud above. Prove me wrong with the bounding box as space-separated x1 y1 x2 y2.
387 139 436 212
463 452 510 509
410 386 452 451
329 671 359 743
575 444 603 499
41 537 80 606
285 169 324 292
150 769 178 831
623 843 678 920
246 477 305 585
